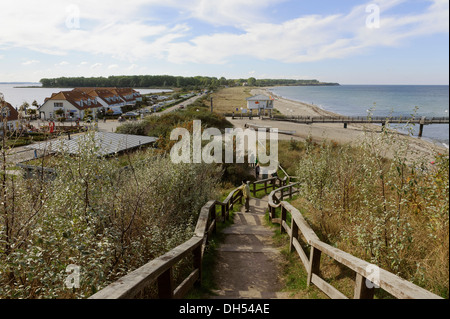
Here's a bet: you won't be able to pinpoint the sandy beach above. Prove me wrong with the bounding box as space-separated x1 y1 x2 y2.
228 87 448 164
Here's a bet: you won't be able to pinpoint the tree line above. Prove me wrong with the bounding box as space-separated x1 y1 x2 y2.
40 75 339 89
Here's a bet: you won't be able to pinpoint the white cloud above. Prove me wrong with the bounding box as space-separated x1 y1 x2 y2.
127 64 138 71
22 60 40 66
165 0 449 64
56 61 70 66
0 0 448 67
108 64 119 69
91 63 103 69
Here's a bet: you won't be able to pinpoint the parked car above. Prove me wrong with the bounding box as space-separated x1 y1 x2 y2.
123 112 138 117
109 109 122 116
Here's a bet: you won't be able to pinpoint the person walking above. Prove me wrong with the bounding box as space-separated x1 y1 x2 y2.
255 164 260 180
240 180 251 213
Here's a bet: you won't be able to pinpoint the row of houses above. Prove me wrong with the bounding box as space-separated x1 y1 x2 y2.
39 87 142 120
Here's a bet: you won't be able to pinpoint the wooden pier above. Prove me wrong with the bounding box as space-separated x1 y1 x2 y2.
269 115 449 137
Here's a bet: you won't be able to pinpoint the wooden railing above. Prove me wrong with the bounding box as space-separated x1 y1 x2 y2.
89 186 244 299
250 176 289 197
267 183 443 299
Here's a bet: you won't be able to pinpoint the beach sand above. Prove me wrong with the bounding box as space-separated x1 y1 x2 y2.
228 87 448 164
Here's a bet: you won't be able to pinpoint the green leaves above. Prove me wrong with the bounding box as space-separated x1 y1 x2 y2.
0 135 220 298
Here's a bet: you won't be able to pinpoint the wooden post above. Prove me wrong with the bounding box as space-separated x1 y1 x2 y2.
193 245 202 287
264 180 267 194
419 124 424 138
307 247 322 287
289 185 293 199
221 204 226 222
290 220 298 254
280 206 287 234
354 273 375 299
158 268 174 299
419 116 426 138
211 205 216 234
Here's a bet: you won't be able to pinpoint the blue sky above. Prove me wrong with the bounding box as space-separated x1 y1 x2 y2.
0 0 448 84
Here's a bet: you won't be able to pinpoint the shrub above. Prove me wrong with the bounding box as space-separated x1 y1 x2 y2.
294 126 449 297
0 132 221 298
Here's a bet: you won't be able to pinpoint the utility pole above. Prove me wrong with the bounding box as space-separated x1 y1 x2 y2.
210 97 213 113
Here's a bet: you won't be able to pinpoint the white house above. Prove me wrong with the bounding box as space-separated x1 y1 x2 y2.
246 95 274 117
39 90 103 120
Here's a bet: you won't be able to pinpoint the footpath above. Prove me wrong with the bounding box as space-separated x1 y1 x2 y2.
211 196 291 299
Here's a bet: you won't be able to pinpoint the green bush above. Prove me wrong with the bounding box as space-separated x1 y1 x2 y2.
293 128 449 297
0 133 221 298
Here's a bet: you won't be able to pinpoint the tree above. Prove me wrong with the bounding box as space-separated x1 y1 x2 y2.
19 102 30 112
247 77 256 86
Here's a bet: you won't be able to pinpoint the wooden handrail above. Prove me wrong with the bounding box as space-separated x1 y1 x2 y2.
250 176 289 197
267 183 443 299
89 187 243 299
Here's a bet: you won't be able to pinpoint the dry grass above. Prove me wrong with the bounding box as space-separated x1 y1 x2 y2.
208 86 253 114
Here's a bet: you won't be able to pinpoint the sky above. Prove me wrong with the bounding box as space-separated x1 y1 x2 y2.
0 0 448 85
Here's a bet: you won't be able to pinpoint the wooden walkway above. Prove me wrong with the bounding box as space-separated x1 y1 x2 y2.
211 196 290 299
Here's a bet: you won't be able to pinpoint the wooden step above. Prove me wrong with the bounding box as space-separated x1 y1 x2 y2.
217 244 280 254
211 289 292 299
222 225 274 236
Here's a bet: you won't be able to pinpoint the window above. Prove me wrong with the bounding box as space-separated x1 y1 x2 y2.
54 102 63 108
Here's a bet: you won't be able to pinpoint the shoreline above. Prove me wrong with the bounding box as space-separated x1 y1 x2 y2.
243 87 448 163
257 86 449 148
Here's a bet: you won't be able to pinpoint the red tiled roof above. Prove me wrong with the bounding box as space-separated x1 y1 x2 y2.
44 90 103 110
43 87 141 109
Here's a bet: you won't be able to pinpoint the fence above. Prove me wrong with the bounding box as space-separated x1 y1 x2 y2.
89 186 244 299
89 177 286 299
267 183 443 299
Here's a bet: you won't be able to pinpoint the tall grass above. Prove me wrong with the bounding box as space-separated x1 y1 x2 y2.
293 126 449 297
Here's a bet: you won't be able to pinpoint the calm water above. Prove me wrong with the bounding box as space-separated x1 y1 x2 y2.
0 83 172 108
269 85 449 147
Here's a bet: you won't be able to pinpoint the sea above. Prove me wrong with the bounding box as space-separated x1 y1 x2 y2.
268 85 449 148
1 83 448 148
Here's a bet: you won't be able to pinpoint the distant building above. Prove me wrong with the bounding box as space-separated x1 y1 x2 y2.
74 88 125 109
39 87 143 120
0 100 20 131
246 95 274 110
39 90 103 120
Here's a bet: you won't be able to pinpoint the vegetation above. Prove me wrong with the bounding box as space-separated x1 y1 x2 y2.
0 133 222 298
282 125 449 297
116 104 255 186
39 75 339 89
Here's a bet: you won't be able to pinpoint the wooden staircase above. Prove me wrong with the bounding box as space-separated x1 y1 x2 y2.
211 196 291 299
